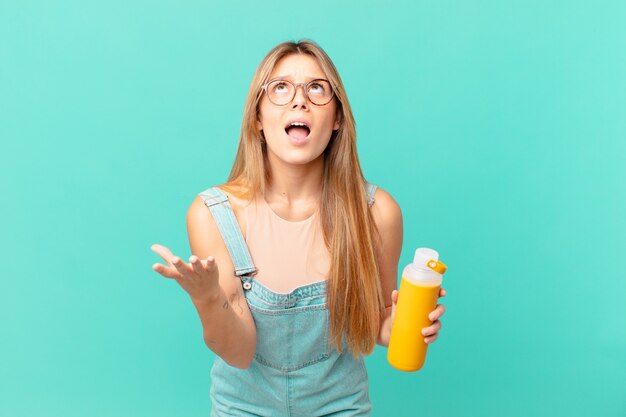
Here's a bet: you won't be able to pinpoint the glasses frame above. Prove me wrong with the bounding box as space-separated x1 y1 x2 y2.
260 78 335 106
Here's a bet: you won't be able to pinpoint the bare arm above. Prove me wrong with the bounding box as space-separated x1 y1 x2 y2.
370 188 403 347
371 189 447 347
186 195 256 368
151 194 256 369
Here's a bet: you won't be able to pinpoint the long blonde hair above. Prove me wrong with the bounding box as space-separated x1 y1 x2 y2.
224 40 384 356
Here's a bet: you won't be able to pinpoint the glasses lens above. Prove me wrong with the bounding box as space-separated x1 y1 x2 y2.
307 80 333 105
265 79 334 106
267 80 294 105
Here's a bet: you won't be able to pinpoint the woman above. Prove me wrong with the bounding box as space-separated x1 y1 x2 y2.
151 39 446 416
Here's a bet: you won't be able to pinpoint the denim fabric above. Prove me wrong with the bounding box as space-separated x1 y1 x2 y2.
199 183 378 417
209 279 371 417
198 188 257 276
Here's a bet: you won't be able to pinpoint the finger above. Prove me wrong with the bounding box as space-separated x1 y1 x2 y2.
190 255 204 274
421 320 442 337
439 287 447 298
171 256 193 276
390 290 398 319
428 304 446 321
424 334 439 344
151 244 176 264
152 263 181 280
205 256 217 273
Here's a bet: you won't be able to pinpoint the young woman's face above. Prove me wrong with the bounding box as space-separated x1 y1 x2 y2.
256 54 340 167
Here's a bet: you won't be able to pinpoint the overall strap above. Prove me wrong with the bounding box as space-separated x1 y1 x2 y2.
365 182 378 207
197 187 257 277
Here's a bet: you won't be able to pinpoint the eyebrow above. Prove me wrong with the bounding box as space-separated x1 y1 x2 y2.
270 75 328 82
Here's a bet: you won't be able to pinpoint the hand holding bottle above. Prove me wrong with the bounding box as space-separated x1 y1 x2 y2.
388 248 448 371
390 287 446 345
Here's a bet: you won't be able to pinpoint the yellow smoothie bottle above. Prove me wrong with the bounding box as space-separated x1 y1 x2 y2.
388 248 447 372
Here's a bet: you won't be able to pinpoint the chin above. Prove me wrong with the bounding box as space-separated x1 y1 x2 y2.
268 149 325 167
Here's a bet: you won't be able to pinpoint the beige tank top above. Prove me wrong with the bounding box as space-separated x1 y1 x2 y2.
244 196 330 293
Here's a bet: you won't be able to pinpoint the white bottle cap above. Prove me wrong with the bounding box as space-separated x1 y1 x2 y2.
413 248 447 274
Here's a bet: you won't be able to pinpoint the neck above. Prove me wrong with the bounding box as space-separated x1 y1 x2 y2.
265 155 324 204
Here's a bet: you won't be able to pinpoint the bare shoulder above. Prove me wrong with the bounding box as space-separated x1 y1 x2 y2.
186 186 250 295
371 187 403 234
186 194 226 263
187 185 250 244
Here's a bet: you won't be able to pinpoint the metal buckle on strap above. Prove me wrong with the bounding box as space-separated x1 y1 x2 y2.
241 276 253 291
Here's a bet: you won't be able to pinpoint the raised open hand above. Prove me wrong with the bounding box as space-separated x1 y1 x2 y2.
151 243 221 304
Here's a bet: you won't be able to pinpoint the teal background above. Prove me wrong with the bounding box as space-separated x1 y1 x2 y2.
1 1 625 416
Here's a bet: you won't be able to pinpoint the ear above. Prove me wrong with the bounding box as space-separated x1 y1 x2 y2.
333 111 342 131
256 118 263 131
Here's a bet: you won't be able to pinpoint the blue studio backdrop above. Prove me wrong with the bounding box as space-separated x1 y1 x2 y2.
1 1 625 416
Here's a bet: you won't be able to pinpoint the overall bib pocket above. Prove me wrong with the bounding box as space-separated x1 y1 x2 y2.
248 301 331 371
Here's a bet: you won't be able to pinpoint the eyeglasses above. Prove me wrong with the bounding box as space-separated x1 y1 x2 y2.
261 79 334 106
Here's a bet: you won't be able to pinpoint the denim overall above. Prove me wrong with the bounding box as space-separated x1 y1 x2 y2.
199 183 378 417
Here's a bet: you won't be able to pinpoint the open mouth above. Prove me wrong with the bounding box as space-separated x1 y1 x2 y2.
284 121 311 140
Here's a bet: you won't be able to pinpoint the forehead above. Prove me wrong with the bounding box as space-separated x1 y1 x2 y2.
269 54 327 81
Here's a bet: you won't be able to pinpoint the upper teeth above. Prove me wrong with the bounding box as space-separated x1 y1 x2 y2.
290 122 307 127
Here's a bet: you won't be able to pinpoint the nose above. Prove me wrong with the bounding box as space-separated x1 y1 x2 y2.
291 84 309 109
